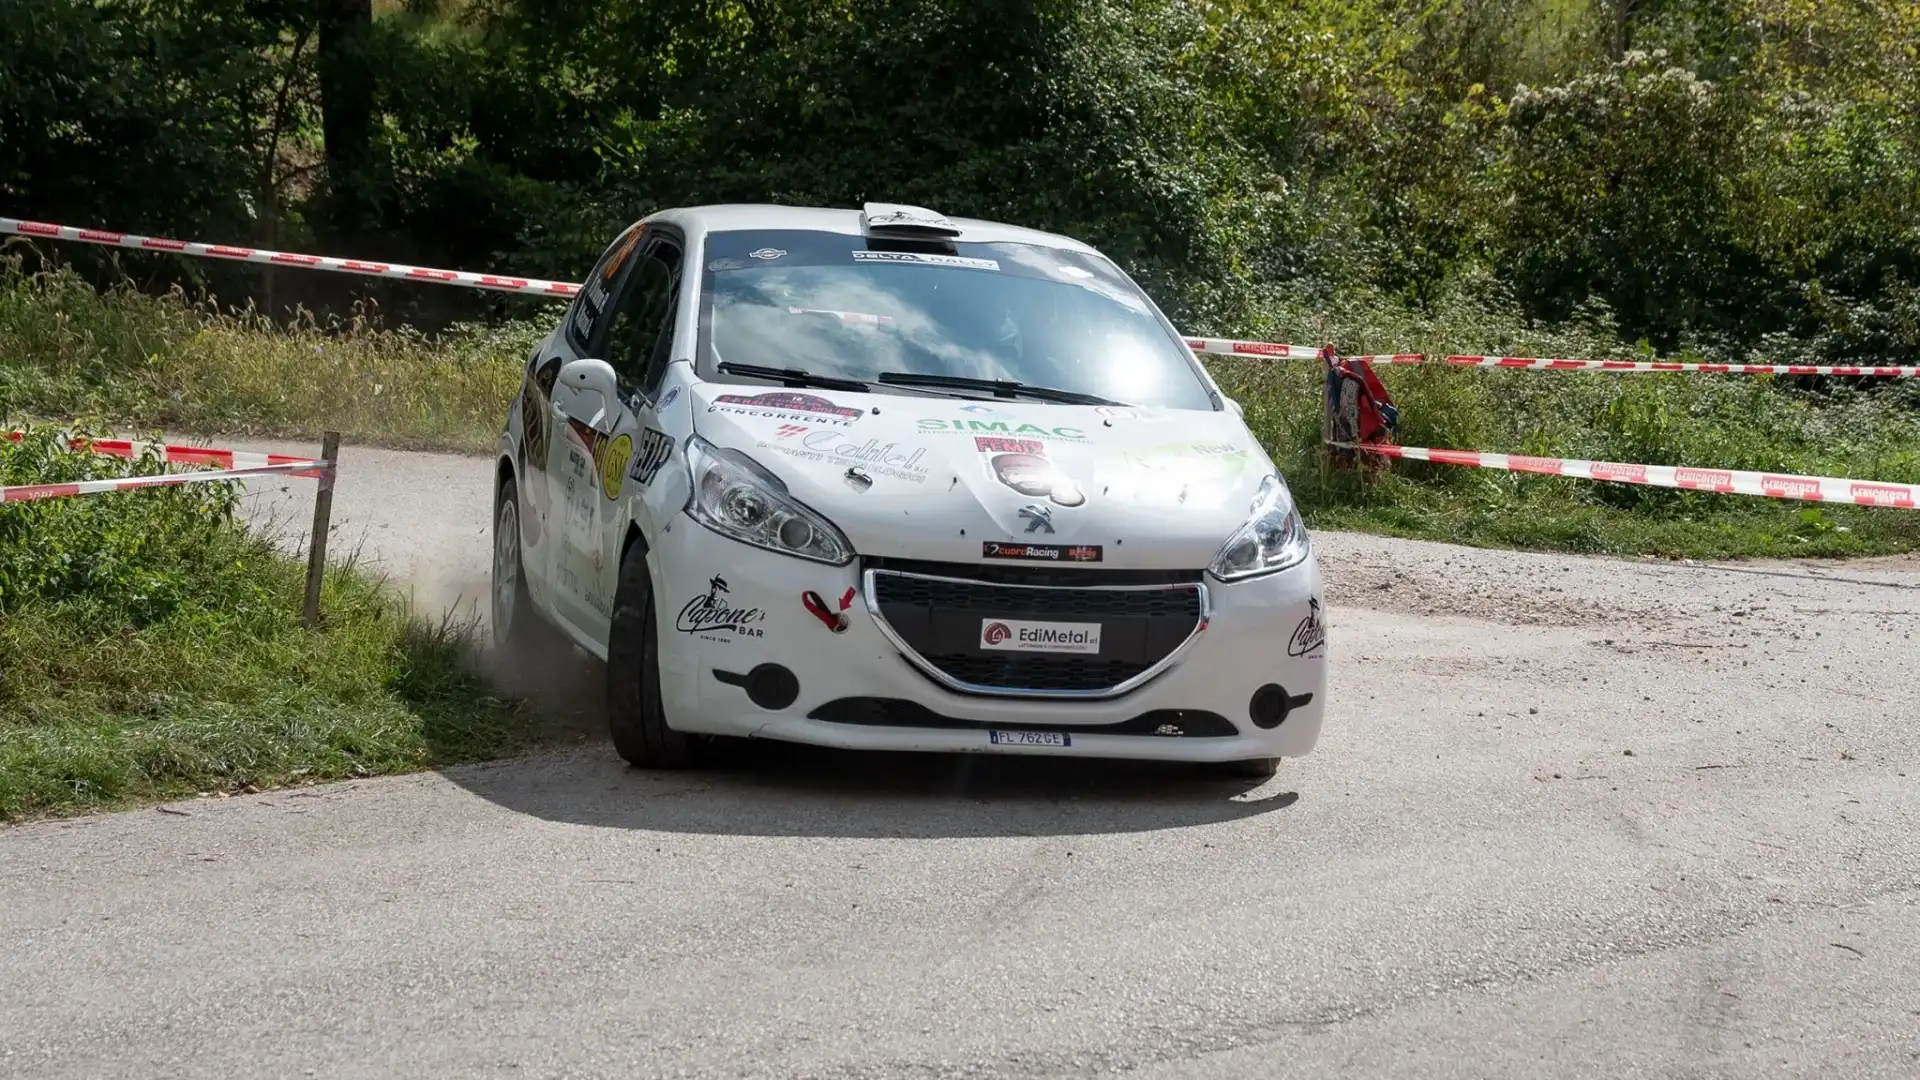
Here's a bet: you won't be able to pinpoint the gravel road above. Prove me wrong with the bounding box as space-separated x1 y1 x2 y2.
3 443 1917 1079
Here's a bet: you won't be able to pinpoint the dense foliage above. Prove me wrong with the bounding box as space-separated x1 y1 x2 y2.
3 0 1915 362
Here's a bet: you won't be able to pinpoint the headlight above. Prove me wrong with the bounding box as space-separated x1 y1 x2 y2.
683 435 853 565
1208 474 1310 580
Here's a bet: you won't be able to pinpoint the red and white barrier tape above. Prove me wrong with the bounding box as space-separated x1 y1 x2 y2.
0 217 1343 359
0 459 332 504
13 215 1911 376
1441 354 1920 378
1182 337 1322 361
1343 442 1919 509
1182 337 1427 365
1 216 581 299
5 430 325 475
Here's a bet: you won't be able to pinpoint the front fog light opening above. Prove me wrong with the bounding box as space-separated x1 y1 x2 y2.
1249 684 1289 729
745 663 800 711
1249 683 1314 730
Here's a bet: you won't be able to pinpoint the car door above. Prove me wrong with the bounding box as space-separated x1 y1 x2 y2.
542 227 685 644
517 222 643 615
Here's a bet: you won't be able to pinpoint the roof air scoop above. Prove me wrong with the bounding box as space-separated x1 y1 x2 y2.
860 202 962 238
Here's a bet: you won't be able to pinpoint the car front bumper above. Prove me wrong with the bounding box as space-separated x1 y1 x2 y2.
646 514 1328 762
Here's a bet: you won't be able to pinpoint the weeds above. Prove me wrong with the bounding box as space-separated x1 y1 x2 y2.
0 425 584 821
1211 280 1920 558
0 261 543 453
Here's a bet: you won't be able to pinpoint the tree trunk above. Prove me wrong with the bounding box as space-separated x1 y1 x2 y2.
317 0 375 238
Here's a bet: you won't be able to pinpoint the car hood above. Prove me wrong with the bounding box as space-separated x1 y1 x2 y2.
690 386 1279 570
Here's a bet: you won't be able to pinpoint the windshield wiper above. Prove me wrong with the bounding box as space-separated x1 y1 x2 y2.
716 362 871 393
874 372 1125 407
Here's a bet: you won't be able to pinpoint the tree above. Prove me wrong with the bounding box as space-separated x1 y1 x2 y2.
317 0 376 238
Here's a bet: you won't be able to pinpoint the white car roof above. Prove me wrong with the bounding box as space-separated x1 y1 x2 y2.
641 203 1105 257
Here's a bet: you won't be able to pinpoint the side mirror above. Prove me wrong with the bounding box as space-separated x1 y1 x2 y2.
1223 396 1245 417
554 358 620 432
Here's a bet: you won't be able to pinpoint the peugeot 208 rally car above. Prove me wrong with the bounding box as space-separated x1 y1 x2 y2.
491 202 1327 777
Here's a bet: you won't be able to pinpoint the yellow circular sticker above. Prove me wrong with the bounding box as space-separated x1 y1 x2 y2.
601 433 631 500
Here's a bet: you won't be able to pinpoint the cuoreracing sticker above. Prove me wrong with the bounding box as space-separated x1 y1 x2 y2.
709 392 862 426
675 575 767 642
626 427 675 488
982 541 1103 563
1287 597 1326 658
851 250 1000 272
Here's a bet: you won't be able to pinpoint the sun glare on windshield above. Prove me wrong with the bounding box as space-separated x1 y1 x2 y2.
698 230 1217 411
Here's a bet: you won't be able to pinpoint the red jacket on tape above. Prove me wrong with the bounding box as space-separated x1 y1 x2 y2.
1324 346 1398 467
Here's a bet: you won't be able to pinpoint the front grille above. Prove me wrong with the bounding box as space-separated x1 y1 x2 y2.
862 556 1202 588
917 654 1149 692
809 697 1239 737
871 573 1198 619
864 564 1207 698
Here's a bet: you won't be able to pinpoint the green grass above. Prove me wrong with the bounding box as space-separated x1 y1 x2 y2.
1208 278 1920 559
0 426 589 821
0 261 542 454
3 262 1917 561
1213 356 1920 559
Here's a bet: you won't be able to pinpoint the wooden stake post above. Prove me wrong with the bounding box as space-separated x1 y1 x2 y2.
300 431 340 629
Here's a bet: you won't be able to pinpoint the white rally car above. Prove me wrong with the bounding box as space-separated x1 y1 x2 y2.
491 202 1326 777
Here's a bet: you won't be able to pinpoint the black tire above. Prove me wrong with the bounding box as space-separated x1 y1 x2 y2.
491 476 547 655
1206 756 1280 780
605 539 712 769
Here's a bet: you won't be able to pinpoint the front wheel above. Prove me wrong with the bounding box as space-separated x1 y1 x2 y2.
605 540 716 769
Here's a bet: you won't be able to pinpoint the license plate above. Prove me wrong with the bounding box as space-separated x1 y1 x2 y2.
989 730 1070 747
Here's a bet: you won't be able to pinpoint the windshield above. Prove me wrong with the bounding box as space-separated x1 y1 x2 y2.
695 229 1218 410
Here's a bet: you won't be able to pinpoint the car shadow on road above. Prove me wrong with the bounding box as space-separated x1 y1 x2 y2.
442 629 1300 839
440 738 1300 840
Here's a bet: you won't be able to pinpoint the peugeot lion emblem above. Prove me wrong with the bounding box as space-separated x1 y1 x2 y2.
1018 505 1055 534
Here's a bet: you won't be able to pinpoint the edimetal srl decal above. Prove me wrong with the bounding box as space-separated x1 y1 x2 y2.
979 618 1102 655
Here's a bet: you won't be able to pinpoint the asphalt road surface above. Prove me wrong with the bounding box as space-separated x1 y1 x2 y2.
4 443 1918 1079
